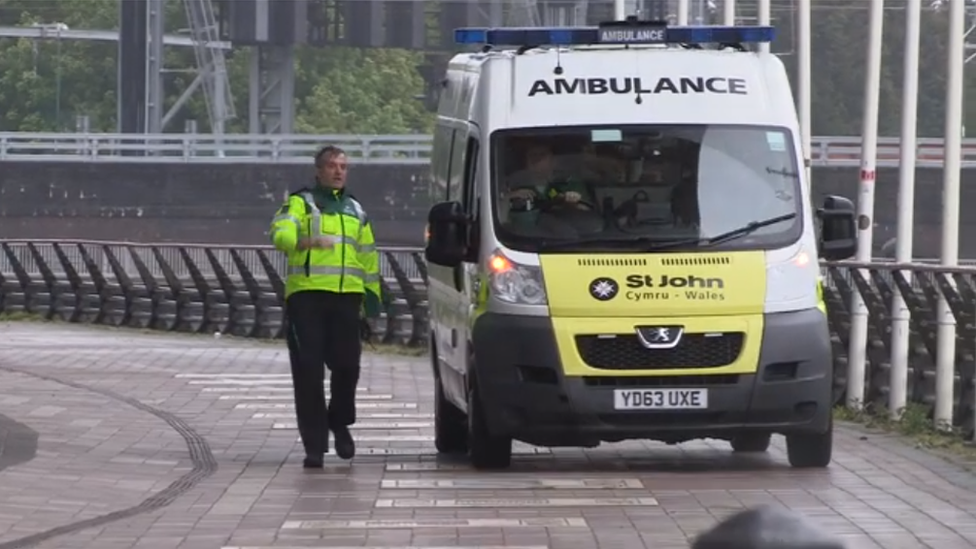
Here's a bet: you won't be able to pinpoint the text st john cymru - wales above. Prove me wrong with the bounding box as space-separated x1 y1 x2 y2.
625 274 726 302
527 76 748 97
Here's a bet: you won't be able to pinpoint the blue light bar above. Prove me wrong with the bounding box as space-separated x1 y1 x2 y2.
454 24 775 47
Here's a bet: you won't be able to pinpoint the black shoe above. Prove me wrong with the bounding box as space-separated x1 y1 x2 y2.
333 426 355 460
303 454 323 468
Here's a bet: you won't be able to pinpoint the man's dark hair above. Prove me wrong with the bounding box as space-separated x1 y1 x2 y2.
315 145 346 168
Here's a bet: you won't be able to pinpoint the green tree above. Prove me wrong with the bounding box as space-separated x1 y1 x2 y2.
0 0 118 131
294 47 433 134
0 0 433 134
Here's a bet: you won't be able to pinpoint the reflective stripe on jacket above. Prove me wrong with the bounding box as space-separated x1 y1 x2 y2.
269 188 381 300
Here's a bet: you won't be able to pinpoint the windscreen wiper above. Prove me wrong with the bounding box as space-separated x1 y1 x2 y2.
531 213 796 252
703 213 797 246
651 213 798 250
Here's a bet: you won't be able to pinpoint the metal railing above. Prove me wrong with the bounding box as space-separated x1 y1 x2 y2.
2 239 975 439
0 133 433 164
3 132 976 168
0 240 429 346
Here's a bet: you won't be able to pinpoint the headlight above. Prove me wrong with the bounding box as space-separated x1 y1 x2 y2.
487 250 547 306
765 247 819 313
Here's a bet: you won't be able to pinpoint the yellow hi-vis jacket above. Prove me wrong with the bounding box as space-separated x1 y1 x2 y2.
269 187 381 300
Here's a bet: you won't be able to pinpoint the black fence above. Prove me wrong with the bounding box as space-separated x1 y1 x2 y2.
0 240 428 347
822 260 976 435
2 240 975 436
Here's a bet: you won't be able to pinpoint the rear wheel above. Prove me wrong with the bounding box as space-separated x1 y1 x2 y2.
467 374 512 470
434 374 468 454
730 432 772 453
786 418 833 468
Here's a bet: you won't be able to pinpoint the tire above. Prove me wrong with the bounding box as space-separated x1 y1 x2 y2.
730 432 772 453
786 418 833 468
467 374 512 470
434 374 468 454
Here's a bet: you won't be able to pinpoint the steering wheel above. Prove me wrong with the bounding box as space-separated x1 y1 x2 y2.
538 194 597 212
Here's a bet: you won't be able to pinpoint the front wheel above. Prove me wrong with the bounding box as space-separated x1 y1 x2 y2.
434 374 468 454
467 375 512 470
785 419 833 468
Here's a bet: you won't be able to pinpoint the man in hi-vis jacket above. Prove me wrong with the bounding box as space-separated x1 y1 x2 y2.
269 145 382 468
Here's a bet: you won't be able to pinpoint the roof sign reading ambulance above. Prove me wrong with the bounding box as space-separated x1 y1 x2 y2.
454 19 775 48
598 25 666 44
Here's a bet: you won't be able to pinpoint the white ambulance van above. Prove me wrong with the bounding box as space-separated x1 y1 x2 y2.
423 19 858 470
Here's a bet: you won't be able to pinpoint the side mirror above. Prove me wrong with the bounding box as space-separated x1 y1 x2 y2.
817 195 857 261
425 201 467 267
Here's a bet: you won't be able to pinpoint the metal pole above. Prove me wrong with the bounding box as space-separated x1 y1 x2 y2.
758 0 770 53
248 49 261 135
723 0 735 25
214 71 226 158
55 31 62 130
146 0 165 134
846 0 885 411
614 0 625 20
678 0 689 25
889 0 921 421
797 0 811 183
116 0 123 133
278 45 297 135
936 0 965 430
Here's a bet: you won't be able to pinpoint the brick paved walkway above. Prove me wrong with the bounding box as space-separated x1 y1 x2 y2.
1 323 976 549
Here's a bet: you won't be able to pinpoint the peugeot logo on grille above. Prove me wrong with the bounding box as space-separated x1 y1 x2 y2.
635 326 685 349
589 277 619 301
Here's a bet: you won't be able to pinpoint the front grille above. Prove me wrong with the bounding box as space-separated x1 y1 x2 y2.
582 374 740 387
576 333 744 370
578 258 647 267
661 256 731 266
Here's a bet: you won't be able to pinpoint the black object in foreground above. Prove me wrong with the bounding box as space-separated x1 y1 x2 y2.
692 505 846 549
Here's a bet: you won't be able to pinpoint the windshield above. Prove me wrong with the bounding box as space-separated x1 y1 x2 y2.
490 124 803 253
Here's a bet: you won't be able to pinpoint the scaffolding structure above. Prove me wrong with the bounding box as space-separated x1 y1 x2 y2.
964 0 976 64
248 45 296 135
182 0 236 134
141 0 236 135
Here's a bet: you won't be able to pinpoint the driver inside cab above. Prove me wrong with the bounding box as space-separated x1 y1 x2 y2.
505 142 593 211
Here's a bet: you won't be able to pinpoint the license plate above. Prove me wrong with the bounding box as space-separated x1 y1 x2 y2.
613 388 708 410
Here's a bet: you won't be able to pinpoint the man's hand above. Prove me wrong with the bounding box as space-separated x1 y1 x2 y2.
562 191 582 203
557 191 591 210
508 188 537 200
297 236 335 250
363 291 382 319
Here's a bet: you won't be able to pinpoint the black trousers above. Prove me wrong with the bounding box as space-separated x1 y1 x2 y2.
285 290 363 456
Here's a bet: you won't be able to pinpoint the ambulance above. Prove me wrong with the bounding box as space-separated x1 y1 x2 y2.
423 19 858 470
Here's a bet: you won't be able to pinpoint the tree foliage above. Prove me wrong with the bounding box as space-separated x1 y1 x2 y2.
0 0 433 134
0 0 973 137
769 2 970 138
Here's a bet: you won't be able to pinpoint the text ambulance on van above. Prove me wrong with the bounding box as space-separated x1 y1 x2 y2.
423 19 859 470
